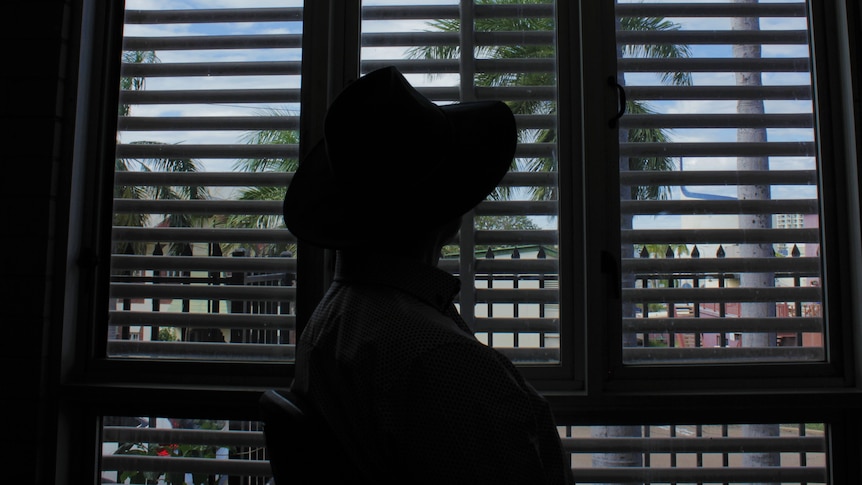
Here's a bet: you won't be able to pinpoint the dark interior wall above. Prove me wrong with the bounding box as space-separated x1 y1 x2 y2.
3 1 74 483
3 1 861 484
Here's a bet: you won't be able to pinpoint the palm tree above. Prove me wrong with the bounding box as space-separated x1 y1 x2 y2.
228 108 299 257
114 142 209 256
113 50 212 344
732 0 780 479
406 4 553 201
115 51 210 256
406 2 691 203
119 50 159 116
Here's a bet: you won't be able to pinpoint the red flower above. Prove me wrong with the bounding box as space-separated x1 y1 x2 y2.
157 448 169 457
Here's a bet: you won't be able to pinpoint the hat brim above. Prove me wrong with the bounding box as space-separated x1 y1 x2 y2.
283 99 516 249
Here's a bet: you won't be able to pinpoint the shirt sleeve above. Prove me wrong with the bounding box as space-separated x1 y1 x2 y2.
382 341 569 485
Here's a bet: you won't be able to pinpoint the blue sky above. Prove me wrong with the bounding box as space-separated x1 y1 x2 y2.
120 0 819 234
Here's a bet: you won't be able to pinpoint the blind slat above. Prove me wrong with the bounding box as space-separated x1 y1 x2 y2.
475 288 559 304
473 317 560 333
110 282 294 301
622 228 821 244
112 170 554 187
112 227 296 244
564 435 825 453
107 341 295 360
113 199 284 215
112 255 293 272
620 113 814 129
124 7 303 24
110 310 293 329
619 169 817 186
121 60 303 77
119 116 300 132
622 257 821 274
115 143 298 160
619 141 815 157
361 3 556 20
115 142 552 159
615 3 806 17
123 33 303 51
618 29 808 45
620 198 819 215
626 84 812 101
112 199 557 216
473 259 559 273
623 346 825 363
120 88 302 105
572 466 826 483
623 317 823 334
100 454 271 476
619 57 810 72
623 286 821 303
473 229 559 246
362 31 555 47
475 200 558 216
103 427 266 447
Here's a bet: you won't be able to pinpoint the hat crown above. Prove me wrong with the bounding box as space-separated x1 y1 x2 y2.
323 67 449 186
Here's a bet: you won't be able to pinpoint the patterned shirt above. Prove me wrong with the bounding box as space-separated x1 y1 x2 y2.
292 253 573 484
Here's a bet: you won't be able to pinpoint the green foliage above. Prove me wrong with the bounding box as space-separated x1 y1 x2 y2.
114 420 232 485
159 328 178 341
120 50 159 116
636 244 690 259
226 108 300 256
116 51 211 256
407 0 692 203
441 216 548 257
475 215 540 231
647 302 668 313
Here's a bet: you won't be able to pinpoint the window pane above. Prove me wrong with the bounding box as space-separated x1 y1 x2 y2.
100 415 271 484
361 0 562 364
565 422 827 484
109 1 302 360
101 417 828 484
615 0 824 364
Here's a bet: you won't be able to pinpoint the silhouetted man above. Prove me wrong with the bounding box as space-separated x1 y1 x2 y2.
283 66 572 484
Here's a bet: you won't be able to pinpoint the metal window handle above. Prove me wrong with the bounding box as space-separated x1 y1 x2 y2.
608 76 626 128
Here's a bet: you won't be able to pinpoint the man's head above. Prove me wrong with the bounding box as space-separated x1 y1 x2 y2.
283 66 517 249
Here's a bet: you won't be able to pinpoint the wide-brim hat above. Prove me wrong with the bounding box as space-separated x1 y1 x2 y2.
283 66 517 249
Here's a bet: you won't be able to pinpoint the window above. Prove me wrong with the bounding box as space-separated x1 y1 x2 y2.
56 0 861 483
615 0 826 366
110 2 303 362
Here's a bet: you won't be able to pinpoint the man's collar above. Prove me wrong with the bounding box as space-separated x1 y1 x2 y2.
333 252 460 312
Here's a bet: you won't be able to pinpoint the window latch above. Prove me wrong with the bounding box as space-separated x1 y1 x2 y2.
608 76 626 128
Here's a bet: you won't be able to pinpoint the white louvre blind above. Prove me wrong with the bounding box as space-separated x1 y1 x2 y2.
615 0 825 364
110 2 303 360
100 418 272 484
110 1 563 365
566 422 826 484
99 417 827 484
361 1 562 365
99 2 843 484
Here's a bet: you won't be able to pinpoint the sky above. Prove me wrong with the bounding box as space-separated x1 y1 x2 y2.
119 0 819 233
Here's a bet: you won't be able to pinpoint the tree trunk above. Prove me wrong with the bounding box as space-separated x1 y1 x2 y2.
591 426 644 485
732 2 780 483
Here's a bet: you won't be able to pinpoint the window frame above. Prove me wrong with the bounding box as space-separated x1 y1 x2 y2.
50 0 862 483
580 0 862 393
